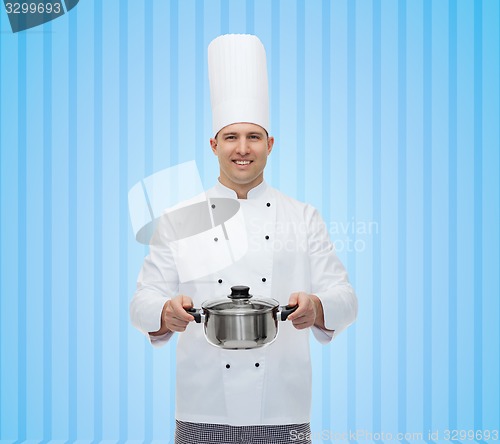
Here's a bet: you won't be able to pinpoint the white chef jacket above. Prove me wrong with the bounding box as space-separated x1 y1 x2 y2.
130 180 357 426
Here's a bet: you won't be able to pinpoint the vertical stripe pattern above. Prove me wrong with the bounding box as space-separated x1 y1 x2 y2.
144 1 154 441
296 0 305 202
321 0 331 436
67 8 78 442
17 27 27 444
93 2 103 443
42 19 53 444
448 0 458 432
0 1 498 442
423 0 432 433
119 1 128 441
397 0 407 436
271 0 280 184
473 0 483 431
0 10 2 437
346 0 357 433
372 0 382 436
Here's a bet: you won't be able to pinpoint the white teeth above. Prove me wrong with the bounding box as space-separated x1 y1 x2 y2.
235 160 251 165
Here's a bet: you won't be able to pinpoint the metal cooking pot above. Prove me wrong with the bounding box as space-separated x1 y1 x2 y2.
186 285 297 350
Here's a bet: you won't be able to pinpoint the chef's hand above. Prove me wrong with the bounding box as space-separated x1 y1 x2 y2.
286 292 325 330
150 295 195 336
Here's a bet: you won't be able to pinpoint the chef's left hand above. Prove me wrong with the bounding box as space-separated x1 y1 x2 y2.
286 292 322 330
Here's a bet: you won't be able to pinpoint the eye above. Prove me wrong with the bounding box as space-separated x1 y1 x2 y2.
225 135 237 141
249 134 261 140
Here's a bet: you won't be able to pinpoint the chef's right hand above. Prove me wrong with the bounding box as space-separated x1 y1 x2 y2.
159 295 195 333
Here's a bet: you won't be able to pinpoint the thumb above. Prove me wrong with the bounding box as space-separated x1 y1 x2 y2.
181 295 194 309
288 292 299 307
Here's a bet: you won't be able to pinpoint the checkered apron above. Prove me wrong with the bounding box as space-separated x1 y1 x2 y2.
175 420 312 444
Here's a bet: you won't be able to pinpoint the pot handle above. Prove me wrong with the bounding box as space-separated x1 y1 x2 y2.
185 307 202 323
279 304 298 321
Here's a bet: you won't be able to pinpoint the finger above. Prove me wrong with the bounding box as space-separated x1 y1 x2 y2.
293 322 312 330
287 303 309 321
288 292 300 307
292 312 313 323
177 310 195 322
166 323 187 332
164 307 193 325
171 312 194 323
286 293 302 321
170 318 190 328
171 300 196 322
291 311 314 324
166 318 190 332
292 318 314 330
291 310 310 321
180 295 194 309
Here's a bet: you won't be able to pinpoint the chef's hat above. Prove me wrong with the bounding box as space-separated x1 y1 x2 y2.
208 34 269 136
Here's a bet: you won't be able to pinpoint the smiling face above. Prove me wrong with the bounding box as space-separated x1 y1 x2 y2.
210 122 274 199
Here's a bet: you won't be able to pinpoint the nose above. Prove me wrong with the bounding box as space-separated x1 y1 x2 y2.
235 139 250 155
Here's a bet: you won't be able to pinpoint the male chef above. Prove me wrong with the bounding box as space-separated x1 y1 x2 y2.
130 34 357 443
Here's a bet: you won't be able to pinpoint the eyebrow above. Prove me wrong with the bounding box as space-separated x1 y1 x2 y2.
220 131 265 137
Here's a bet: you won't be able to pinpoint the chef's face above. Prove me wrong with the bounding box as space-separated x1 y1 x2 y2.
210 122 274 197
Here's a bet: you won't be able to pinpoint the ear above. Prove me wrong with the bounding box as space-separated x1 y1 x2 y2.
210 138 218 155
267 136 274 156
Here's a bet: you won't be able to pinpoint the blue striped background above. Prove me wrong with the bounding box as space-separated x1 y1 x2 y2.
1 0 499 443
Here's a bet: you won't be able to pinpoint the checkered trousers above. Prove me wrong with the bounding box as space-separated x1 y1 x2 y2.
175 420 312 444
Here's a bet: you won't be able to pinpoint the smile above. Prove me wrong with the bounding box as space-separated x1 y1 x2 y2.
233 160 252 165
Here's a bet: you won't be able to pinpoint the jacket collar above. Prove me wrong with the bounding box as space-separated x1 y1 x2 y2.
214 179 269 200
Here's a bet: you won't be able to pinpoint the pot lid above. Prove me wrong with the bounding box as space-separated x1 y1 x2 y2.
202 285 278 314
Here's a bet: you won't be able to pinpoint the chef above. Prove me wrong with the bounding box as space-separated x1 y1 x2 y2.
130 34 358 443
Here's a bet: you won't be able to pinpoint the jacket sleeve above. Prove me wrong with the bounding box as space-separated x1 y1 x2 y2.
306 207 358 343
130 218 180 348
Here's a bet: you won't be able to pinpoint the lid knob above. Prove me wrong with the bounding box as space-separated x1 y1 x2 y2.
229 285 252 300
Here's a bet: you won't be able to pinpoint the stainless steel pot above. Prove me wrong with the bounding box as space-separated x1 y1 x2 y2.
186 285 297 350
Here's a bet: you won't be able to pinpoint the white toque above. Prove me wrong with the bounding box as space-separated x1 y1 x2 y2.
208 34 269 136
